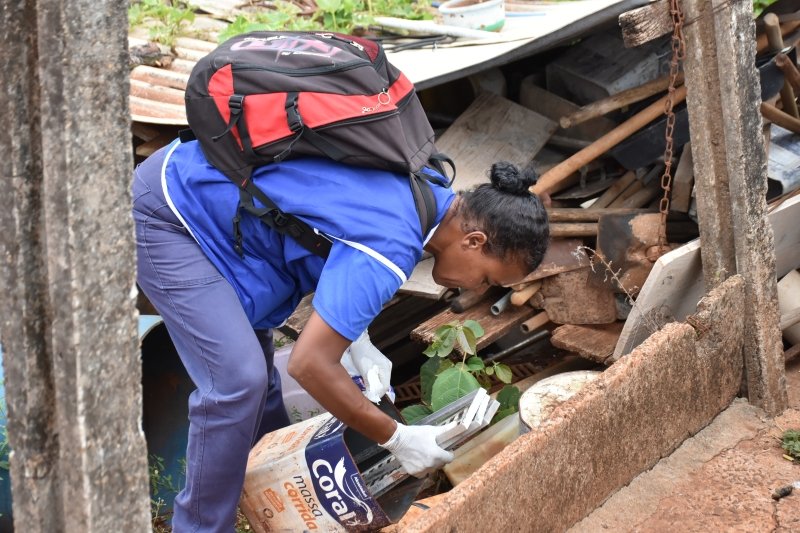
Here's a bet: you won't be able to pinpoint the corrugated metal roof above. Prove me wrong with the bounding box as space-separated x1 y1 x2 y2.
127 0 647 126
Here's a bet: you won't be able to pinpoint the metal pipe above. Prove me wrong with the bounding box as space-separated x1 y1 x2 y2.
484 329 550 363
490 290 513 316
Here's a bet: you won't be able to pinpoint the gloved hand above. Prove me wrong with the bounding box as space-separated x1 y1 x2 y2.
379 422 456 478
341 331 392 403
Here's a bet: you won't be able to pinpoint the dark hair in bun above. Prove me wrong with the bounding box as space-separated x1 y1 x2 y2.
454 161 549 272
489 161 538 195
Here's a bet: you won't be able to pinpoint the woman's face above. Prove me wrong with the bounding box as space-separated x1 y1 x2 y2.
430 231 529 291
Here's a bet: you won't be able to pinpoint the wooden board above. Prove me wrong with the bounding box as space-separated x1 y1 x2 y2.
435 92 557 192
512 238 588 289
550 322 623 364
519 78 616 141
399 256 447 299
615 193 800 359
411 298 537 353
619 0 672 48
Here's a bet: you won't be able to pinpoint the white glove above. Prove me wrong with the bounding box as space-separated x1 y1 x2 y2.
341 331 392 403
379 422 456 478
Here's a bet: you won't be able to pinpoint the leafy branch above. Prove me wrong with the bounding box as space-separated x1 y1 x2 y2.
402 320 520 425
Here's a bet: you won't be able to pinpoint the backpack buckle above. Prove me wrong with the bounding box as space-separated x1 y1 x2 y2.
285 93 303 132
269 209 289 227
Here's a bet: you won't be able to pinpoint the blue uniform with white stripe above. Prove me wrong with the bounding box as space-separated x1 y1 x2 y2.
163 139 454 340
133 139 454 532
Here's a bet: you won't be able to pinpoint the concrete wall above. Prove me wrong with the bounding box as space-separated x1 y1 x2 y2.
405 275 745 532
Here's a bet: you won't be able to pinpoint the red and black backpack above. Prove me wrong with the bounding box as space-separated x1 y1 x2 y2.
182 31 455 258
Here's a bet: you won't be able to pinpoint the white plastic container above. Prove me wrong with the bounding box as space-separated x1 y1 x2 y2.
778 269 800 345
438 0 505 32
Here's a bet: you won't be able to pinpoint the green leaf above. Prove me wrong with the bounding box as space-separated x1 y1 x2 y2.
496 385 522 409
466 356 485 372
494 363 514 384
316 0 344 11
463 320 485 338
437 328 457 357
420 356 441 405
437 358 454 374
434 324 453 338
401 404 433 424
485 365 494 376
457 327 478 355
422 341 440 357
491 406 518 424
431 367 481 412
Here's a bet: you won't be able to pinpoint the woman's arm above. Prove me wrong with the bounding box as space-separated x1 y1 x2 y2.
286 310 397 444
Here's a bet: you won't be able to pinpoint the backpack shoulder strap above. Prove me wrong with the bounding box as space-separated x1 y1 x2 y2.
410 173 438 239
237 179 333 259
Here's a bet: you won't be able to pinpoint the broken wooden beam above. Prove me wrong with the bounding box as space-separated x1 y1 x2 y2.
560 72 685 129
538 268 617 325
589 171 637 209
619 0 672 48
775 53 800 93
549 223 597 238
411 301 536 353
761 102 800 135
547 207 652 222
530 86 687 196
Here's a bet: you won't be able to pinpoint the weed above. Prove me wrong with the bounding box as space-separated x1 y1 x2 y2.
402 320 520 424
128 0 195 48
781 429 800 462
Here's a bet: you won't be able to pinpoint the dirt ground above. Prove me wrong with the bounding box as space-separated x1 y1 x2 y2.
573 356 800 532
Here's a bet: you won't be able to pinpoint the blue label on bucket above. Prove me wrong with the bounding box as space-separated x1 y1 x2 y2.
305 421 389 531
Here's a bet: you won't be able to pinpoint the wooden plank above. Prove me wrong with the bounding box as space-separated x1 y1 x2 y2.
589 170 637 209
435 92 557 192
619 0 672 48
512 238 588 289
550 222 597 238
411 300 537 353
548 207 651 222
539 268 617 325
518 78 616 141
550 322 623 364
399 256 448 299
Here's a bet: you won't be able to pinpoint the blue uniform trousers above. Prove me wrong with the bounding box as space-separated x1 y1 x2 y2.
132 157 291 532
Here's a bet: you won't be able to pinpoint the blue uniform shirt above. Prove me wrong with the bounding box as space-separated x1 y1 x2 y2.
160 140 455 340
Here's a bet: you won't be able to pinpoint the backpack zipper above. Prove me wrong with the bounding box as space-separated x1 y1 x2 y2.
231 61 371 77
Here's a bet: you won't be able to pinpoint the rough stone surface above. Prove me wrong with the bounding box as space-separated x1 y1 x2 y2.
574 357 800 532
0 1 150 530
684 0 786 414
403 277 745 532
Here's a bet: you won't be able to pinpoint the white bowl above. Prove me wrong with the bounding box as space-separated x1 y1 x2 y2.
439 0 506 32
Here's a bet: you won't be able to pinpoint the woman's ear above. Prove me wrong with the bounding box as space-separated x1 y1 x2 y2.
463 230 488 250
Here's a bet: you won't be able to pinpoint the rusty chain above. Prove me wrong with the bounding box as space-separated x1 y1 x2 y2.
656 0 687 253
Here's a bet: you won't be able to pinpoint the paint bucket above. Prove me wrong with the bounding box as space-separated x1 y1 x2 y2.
438 0 506 32
519 370 601 433
240 400 425 532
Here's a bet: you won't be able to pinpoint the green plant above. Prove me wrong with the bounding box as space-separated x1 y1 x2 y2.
753 0 778 16
215 0 435 42
150 454 183 531
782 429 800 462
128 0 195 47
402 320 519 424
